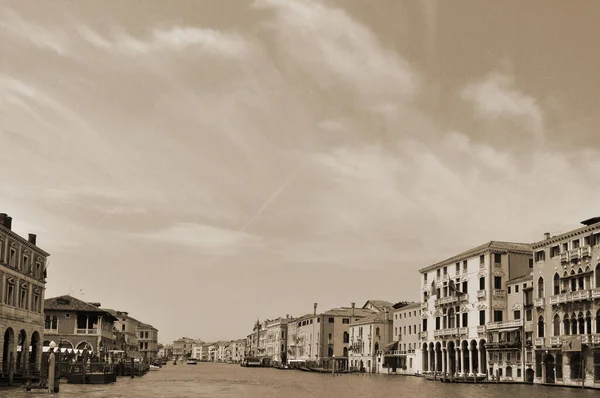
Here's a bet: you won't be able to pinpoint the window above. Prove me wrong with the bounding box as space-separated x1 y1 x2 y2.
526 309 532 322
493 310 503 322
455 263 460 274
23 255 29 273
550 246 559 257
462 281 468 293
508 286 511 294
535 250 545 262
422 319 427 332
462 312 468 327
342 318 350 324
424 273 428 282
514 310 521 320
443 266 447 275
494 276 502 289
437 269 441 278
32 291 40 312
553 273 560 295
479 310 485 326
9 248 16 267
435 317 440 330
529 259 533 268
328 317 334 323
122 324 126 331
479 255 485 265
479 277 485 290
515 285 519 293
394 327 398 336
376 327 380 336
5 278 15 306
494 253 502 263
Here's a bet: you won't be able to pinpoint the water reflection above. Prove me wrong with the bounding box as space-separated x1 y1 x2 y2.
4 363 597 397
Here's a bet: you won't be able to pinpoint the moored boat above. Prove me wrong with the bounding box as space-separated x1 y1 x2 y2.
186 358 198 365
149 365 160 371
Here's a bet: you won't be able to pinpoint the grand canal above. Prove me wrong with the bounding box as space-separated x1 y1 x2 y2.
4 363 598 397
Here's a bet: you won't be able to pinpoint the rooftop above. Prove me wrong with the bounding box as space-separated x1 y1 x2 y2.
419 241 533 273
45 295 117 322
363 300 395 311
350 311 392 326
393 302 420 312
532 217 600 249
507 273 533 284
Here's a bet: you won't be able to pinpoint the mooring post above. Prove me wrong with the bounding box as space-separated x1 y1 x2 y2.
48 351 55 393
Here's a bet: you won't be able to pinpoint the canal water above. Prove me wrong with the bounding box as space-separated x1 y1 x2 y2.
3 363 598 397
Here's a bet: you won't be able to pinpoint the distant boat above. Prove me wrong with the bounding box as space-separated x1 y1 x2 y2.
186 358 198 365
149 365 160 371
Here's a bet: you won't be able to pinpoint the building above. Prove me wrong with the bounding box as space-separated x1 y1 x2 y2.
419 241 533 378
348 308 393 373
230 339 245 363
137 323 159 362
486 273 533 381
246 319 267 359
43 295 118 357
286 302 376 370
0 213 49 375
385 302 421 374
103 309 140 354
264 316 291 365
531 217 600 388
173 337 198 359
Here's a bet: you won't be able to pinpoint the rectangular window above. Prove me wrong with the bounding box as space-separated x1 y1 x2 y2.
462 312 468 328
479 310 485 326
437 269 441 277
493 310 503 322
443 266 447 275
455 263 460 274
435 317 440 330
342 318 350 324
328 317 334 323
508 286 511 294
514 310 521 320
494 276 502 289
494 253 502 263
526 309 532 321
529 259 533 268
550 246 559 257
515 285 519 293
422 319 427 332
479 255 485 264
9 248 16 267
462 281 468 292
480 277 485 290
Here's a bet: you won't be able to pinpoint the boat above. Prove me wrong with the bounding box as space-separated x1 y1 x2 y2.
149 365 160 371
186 358 198 365
423 373 487 383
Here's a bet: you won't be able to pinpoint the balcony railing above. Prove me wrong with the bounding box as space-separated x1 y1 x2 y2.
534 337 544 347
486 319 523 331
419 332 427 340
458 327 468 335
477 290 486 299
534 298 544 307
434 328 459 337
550 337 560 346
592 288 600 299
581 246 591 258
560 252 569 263
477 325 486 334
421 302 428 310
493 262 502 268
549 290 592 305
493 289 506 297
76 328 98 335
569 248 580 260
592 334 600 345
435 295 468 306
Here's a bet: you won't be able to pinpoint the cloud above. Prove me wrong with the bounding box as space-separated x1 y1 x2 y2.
461 71 544 140
0 7 69 55
133 223 264 255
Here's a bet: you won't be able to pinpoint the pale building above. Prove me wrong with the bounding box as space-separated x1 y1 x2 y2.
486 273 533 381
348 309 393 373
531 217 600 388
137 323 159 362
286 302 377 370
386 302 421 374
0 213 49 375
173 337 199 359
419 241 533 378
230 339 245 363
265 316 291 365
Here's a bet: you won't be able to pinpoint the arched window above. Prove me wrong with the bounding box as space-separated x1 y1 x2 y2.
585 311 591 335
553 314 560 336
578 312 585 334
553 273 560 295
537 277 544 298
328 333 332 342
563 315 570 336
375 327 380 336
343 331 349 344
538 316 545 338
374 342 379 352
44 316 51 330
448 308 455 328
571 314 577 335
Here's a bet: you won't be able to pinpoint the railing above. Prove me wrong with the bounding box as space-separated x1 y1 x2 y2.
76 328 98 335
560 252 569 263
384 350 407 356
458 327 468 335
569 248 580 260
493 262 502 268
550 290 592 305
44 328 58 334
477 325 486 334
581 335 590 344
534 337 544 347
581 246 591 257
477 290 486 299
493 289 506 297
550 337 560 346
434 328 458 337
534 298 544 307
592 288 600 299
592 334 600 344
419 332 427 339
421 302 428 310
486 319 523 331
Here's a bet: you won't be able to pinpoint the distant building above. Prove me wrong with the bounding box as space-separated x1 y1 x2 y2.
348 308 393 373
531 218 600 388
265 316 292 365
173 337 199 359
419 241 533 378
44 295 118 358
231 339 245 363
0 213 50 375
137 323 159 362
385 301 421 374
103 309 140 354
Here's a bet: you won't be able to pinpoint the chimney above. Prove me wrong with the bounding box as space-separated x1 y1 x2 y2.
313 303 317 315
544 232 551 240
351 302 355 318
4 216 12 230
28 233 37 245
0 213 6 227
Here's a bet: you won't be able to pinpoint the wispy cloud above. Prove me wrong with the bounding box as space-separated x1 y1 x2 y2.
461 71 545 141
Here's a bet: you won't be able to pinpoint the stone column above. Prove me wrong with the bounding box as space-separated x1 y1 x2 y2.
479 349 484 375
456 347 461 375
432 349 436 372
469 348 474 375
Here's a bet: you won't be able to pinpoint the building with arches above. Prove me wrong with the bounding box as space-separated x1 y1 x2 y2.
419 241 533 379
0 213 49 379
43 295 118 359
531 217 600 388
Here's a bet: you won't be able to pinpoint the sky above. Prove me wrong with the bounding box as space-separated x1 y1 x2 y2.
1 0 599 344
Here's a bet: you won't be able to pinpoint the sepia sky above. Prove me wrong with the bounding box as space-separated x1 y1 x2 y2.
1 0 600 344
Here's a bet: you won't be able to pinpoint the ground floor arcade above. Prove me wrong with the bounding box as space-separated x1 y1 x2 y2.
421 339 487 376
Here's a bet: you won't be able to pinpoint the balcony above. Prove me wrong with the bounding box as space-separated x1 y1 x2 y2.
592 288 600 299
434 328 459 338
477 325 486 334
493 289 506 297
569 248 580 260
76 328 98 335
560 252 569 263
592 334 600 345
550 290 592 305
534 298 545 307
486 319 523 331
477 290 486 299
421 302 428 311
458 327 468 336
534 337 544 347
419 332 427 340
493 262 502 268
550 337 561 346
581 246 591 258
385 350 407 356
435 295 467 306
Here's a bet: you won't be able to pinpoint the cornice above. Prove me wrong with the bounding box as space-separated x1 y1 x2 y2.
0 226 50 257
532 223 600 250
419 247 532 274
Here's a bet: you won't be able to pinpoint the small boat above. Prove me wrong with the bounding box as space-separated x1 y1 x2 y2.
186 358 198 365
149 365 160 371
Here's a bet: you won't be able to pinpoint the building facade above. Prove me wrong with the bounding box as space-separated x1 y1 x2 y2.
348 309 393 373
419 241 533 378
138 323 159 362
104 309 140 354
265 316 290 365
486 273 533 382
43 295 118 357
0 213 49 375
173 337 197 359
386 302 421 374
531 217 600 388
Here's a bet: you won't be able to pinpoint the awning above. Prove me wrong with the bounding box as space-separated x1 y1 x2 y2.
385 341 399 350
497 327 520 332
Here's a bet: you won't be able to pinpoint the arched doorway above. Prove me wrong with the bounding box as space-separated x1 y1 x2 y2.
544 353 555 384
525 368 535 383
470 340 479 374
478 340 487 376
29 331 40 372
435 342 442 372
461 340 470 374
16 330 27 374
2 328 15 374
447 341 456 376
429 342 435 372
422 343 428 372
